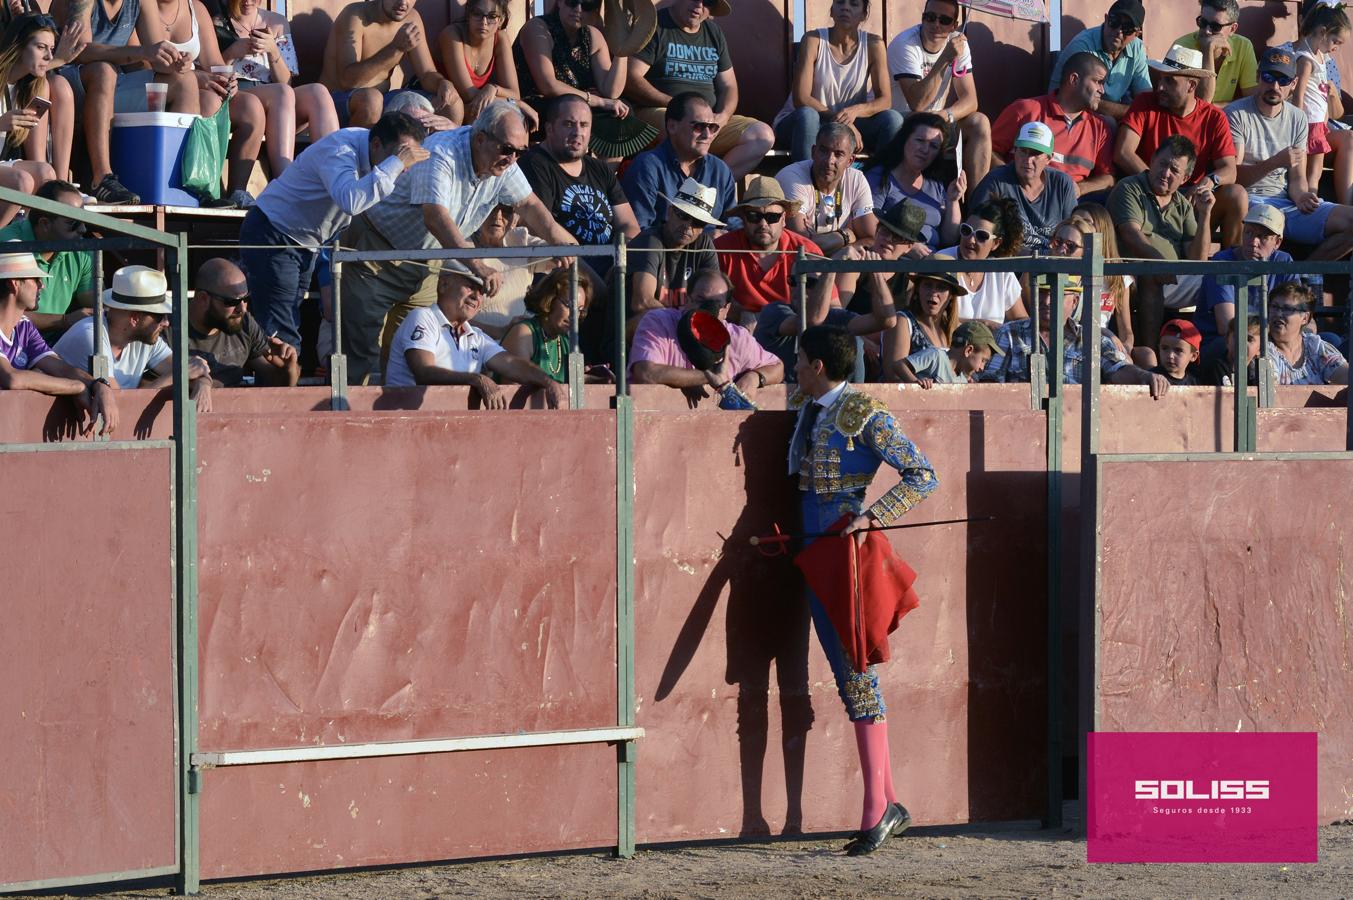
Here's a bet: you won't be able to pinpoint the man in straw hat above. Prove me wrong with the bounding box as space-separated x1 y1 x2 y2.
628 177 722 314
625 0 775 179
621 92 737 230
0 249 118 436
715 176 827 322
1114 42 1246 247
53 265 214 411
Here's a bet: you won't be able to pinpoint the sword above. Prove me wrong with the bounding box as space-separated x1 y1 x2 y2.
749 516 995 555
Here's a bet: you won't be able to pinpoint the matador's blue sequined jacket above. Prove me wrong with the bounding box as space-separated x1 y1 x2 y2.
787 386 939 525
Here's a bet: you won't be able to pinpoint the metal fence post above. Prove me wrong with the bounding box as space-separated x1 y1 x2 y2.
796 246 808 341
1234 277 1252 452
615 234 628 396
611 235 636 858
1043 264 1068 830
329 239 349 408
170 232 201 895
1029 275 1044 410
568 258 584 409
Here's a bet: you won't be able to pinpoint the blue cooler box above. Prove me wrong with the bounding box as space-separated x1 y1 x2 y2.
110 112 202 207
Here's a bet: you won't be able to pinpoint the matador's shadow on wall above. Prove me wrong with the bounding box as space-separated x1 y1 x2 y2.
655 415 814 837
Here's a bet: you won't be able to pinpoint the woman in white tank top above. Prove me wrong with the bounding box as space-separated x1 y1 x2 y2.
773 0 902 161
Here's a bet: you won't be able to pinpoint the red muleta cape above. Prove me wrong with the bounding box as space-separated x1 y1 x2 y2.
793 514 921 673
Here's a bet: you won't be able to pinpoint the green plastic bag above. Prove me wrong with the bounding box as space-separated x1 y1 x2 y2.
180 102 231 200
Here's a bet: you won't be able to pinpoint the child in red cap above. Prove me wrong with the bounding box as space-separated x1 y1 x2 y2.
1154 319 1202 385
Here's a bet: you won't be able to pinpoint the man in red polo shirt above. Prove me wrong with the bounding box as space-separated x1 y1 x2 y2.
991 51 1114 198
716 176 828 321
1114 43 1245 246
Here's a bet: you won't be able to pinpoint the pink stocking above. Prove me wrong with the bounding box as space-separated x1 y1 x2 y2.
853 719 893 830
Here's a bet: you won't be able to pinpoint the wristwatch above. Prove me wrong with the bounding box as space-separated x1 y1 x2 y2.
90 377 111 389
756 370 767 389
1205 172 1222 190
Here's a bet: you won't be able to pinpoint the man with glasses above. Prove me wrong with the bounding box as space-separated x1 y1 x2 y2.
621 92 737 230
1227 46 1353 261
777 123 877 255
630 268 783 403
1194 205 1298 360
715 176 827 321
1048 0 1150 122
626 0 774 179
0 180 94 340
343 101 577 384
1172 0 1258 104
318 0 462 127
991 52 1114 198
187 259 299 388
887 0 991 192
1265 281 1348 384
53 265 213 409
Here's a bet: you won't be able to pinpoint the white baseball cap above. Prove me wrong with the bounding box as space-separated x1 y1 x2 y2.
1013 121 1055 156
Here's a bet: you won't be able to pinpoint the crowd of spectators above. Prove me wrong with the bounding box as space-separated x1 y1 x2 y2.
3 0 1353 424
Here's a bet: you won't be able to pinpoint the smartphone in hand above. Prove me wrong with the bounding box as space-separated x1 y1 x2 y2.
26 96 52 119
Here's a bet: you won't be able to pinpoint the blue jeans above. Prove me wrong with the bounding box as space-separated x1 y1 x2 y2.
239 206 319 350
774 106 905 162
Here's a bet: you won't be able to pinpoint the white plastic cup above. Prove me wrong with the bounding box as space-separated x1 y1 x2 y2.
145 82 168 112
210 66 232 77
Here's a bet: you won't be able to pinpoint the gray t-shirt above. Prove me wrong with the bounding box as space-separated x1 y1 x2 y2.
190 313 270 387
971 164 1078 254
1225 94 1308 199
905 346 964 383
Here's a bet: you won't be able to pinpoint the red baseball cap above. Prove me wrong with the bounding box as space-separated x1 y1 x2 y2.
1161 318 1202 351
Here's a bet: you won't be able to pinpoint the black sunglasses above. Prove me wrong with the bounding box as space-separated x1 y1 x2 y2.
492 137 527 157
1260 71 1295 87
688 120 721 134
921 10 956 26
1104 14 1139 34
960 222 993 242
744 210 784 224
207 290 249 307
1196 15 1232 35
562 0 602 9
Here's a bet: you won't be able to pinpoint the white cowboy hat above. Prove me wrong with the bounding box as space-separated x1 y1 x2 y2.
103 265 173 315
0 248 48 280
1148 44 1216 80
658 177 726 227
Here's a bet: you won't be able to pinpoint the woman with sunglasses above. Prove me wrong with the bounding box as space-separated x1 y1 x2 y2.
881 263 963 380
935 196 1027 329
0 14 60 227
212 0 340 180
502 266 593 385
514 0 656 159
863 111 962 256
772 0 899 162
1067 202 1133 347
439 0 533 128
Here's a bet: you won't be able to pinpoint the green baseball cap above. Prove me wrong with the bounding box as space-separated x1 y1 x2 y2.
953 320 999 355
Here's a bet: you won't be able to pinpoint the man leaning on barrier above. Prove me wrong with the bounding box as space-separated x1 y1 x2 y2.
240 111 431 352
981 276 1171 399
345 100 578 385
0 249 118 435
384 261 569 408
630 268 783 408
53 265 214 411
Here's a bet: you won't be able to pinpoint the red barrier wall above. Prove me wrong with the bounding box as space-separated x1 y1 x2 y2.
0 447 177 888
1094 458 1353 824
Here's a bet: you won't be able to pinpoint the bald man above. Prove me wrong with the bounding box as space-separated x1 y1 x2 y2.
188 259 300 387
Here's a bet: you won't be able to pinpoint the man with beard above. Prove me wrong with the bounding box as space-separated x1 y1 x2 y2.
715 177 826 322
626 0 774 180
1115 43 1244 247
1048 0 1150 122
1227 45 1353 261
776 123 877 256
971 122 1078 254
517 94 640 266
622 93 737 231
188 259 300 388
991 52 1115 198
54 265 213 410
342 101 577 384
319 0 462 127
0 180 96 339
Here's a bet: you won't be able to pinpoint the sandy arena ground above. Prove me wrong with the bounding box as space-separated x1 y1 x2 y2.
27 821 1353 899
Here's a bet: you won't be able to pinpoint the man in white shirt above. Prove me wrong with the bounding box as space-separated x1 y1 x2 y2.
343 101 578 384
887 0 991 192
53 266 213 411
776 123 877 256
240 112 430 350
385 262 569 409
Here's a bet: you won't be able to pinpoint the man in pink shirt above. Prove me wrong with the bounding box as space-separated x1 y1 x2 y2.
630 269 784 407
